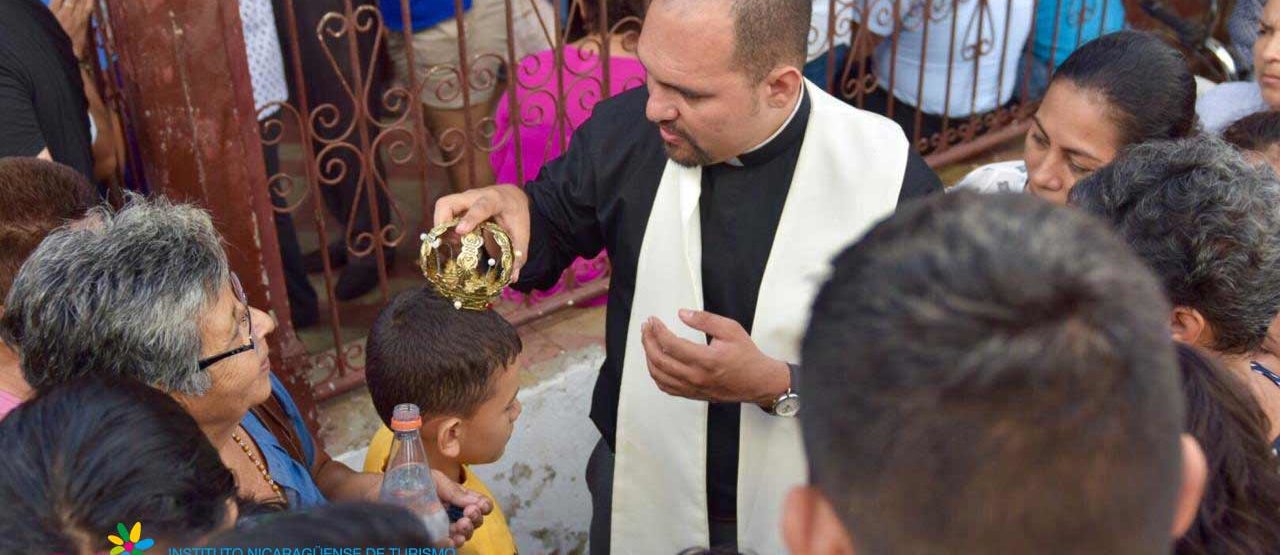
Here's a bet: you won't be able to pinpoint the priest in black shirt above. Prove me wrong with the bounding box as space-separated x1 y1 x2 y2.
436 0 942 552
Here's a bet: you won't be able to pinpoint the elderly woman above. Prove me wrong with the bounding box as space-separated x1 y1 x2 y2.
1069 136 1280 449
0 197 489 546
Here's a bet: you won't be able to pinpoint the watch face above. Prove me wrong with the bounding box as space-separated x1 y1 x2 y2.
775 395 800 417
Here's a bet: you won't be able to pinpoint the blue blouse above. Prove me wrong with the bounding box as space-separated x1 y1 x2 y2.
240 373 328 509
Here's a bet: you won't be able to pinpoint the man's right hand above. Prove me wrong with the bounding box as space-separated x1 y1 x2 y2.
434 185 532 281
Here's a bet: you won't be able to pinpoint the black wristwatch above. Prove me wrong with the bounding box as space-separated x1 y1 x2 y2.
766 364 800 417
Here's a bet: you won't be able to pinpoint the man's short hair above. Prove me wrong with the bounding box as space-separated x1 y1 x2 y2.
1223 111 1280 154
365 286 522 425
1070 136 1280 354
730 0 810 81
0 157 95 301
801 192 1184 554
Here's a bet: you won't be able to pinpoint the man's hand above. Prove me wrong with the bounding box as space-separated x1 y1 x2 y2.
434 185 531 281
432 468 495 547
640 309 790 406
49 0 95 60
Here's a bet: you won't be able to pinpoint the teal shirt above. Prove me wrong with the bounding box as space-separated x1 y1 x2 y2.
1032 0 1126 68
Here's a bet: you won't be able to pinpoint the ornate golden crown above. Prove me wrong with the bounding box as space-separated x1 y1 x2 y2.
419 220 515 310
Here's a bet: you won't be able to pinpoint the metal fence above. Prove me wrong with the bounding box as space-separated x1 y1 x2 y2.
95 0 1227 424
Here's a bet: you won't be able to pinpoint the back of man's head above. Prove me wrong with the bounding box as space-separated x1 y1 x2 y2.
796 192 1189 554
0 157 95 302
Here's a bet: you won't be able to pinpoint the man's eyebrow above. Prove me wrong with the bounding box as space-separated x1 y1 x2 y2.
653 76 708 98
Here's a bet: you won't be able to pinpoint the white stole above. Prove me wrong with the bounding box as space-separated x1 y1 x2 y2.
609 81 910 554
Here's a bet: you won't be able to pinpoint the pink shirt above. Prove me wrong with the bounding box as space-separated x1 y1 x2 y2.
0 388 22 421
490 46 647 185
490 46 645 304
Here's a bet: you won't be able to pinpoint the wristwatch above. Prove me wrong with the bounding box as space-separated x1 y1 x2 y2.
766 364 800 417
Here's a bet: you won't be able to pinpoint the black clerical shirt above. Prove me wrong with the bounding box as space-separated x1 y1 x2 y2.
516 86 942 529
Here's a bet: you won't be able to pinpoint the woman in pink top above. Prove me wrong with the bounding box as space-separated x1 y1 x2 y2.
490 0 647 305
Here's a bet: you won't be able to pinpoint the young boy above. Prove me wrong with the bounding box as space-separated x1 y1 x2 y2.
363 286 523 555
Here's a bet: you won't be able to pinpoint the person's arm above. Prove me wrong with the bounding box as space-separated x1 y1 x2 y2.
843 0 893 60
81 64 121 182
435 117 607 290
515 127 607 291
0 65 48 159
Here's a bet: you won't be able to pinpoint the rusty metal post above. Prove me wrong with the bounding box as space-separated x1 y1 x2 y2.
100 0 322 434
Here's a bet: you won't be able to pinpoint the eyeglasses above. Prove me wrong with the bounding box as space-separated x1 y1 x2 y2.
197 272 256 370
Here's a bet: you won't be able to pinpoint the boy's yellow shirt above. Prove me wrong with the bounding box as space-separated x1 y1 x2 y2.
365 426 518 555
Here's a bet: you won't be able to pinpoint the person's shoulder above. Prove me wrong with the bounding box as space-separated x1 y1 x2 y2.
458 466 516 552
575 87 662 155
952 160 1028 193
584 87 650 127
809 85 910 150
362 426 394 473
1197 81 1267 132
1198 80 1262 106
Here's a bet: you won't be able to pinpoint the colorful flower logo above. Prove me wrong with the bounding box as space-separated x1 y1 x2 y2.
106 522 154 555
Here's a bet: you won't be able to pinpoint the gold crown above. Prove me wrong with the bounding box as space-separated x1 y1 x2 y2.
418 220 515 310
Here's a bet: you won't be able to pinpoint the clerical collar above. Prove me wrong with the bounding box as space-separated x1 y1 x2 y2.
725 87 810 167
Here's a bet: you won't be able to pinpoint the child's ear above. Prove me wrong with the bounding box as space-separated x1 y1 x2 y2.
435 417 465 458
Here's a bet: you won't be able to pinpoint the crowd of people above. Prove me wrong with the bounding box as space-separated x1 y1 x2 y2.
4 0 1280 554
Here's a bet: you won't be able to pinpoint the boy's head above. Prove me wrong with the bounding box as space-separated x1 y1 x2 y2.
366 286 523 465
789 192 1206 555
1223 111 1280 176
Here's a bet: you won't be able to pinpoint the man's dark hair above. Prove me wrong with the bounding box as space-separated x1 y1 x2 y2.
1069 136 1280 355
0 377 237 553
366 286 522 424
801 192 1185 554
0 157 95 301
210 502 438 548
1222 111 1280 154
730 0 810 81
1173 344 1280 555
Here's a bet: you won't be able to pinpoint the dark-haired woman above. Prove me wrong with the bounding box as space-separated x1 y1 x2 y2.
0 377 239 553
1174 345 1280 555
954 30 1198 204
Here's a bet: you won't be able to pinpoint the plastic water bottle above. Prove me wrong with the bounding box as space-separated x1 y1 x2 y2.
378 403 452 543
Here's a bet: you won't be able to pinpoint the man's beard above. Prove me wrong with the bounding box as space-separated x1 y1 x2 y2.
659 124 715 167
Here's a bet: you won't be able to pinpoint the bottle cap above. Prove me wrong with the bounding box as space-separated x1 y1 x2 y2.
389 403 423 432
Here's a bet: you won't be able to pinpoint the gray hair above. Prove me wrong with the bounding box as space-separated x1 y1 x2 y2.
0 195 229 394
1070 136 1280 354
